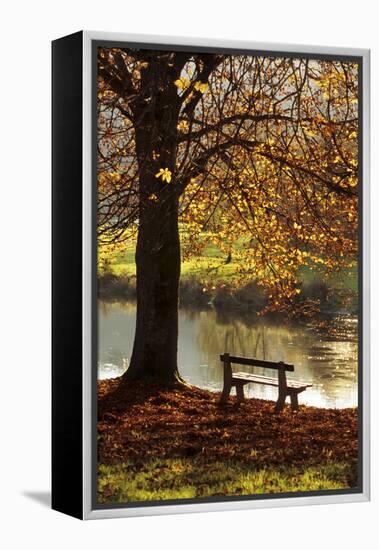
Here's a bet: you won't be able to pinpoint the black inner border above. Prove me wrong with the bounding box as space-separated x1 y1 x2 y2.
91 39 364 511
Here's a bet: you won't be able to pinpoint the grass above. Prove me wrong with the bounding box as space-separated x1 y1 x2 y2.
299 264 358 293
110 240 238 281
98 458 353 503
107 239 357 290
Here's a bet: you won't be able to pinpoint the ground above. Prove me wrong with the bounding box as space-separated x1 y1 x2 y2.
105 238 357 290
97 379 358 504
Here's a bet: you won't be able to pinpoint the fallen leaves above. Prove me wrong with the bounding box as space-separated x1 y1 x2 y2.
97 379 358 473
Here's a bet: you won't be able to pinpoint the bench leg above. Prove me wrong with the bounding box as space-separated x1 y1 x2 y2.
290 391 299 411
275 392 287 412
219 382 232 404
236 383 245 404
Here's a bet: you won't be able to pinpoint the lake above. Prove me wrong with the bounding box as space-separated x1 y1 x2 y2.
98 301 358 409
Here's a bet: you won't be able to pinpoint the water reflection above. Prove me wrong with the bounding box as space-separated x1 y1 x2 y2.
98 301 358 409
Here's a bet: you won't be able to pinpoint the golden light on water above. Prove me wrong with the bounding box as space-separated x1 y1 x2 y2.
98 303 358 409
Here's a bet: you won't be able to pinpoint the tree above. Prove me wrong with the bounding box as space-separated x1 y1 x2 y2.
97 48 358 383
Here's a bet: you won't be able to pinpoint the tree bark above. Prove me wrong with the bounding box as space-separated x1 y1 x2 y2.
122 192 181 382
121 58 182 383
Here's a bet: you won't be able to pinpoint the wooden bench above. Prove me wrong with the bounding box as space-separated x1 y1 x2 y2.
219 353 312 411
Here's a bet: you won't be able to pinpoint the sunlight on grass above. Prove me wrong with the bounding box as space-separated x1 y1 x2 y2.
98 458 353 503
108 239 357 289
110 240 238 281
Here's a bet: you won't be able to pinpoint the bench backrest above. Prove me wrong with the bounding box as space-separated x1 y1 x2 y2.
220 353 294 372
220 353 294 391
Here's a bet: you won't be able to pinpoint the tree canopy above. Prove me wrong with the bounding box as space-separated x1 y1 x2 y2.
97 48 358 315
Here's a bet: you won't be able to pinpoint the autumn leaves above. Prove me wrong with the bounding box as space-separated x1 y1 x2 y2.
97 50 359 315
148 167 173 202
153 75 210 188
155 167 172 183
174 75 209 94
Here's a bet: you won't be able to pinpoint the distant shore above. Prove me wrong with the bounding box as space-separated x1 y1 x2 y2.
98 271 358 319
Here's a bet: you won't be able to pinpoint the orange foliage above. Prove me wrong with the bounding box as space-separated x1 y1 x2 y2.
97 50 358 313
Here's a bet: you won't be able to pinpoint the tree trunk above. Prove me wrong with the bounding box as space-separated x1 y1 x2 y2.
121 60 182 383
123 192 181 382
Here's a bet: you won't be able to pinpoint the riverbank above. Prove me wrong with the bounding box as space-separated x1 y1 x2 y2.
98 272 358 318
99 237 358 317
97 379 358 504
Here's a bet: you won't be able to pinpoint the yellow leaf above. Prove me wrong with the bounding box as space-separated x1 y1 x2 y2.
109 172 121 182
177 120 189 132
174 77 191 91
155 167 172 183
194 81 208 93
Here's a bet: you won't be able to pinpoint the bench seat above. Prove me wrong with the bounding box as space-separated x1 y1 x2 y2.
233 372 312 391
220 353 312 411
